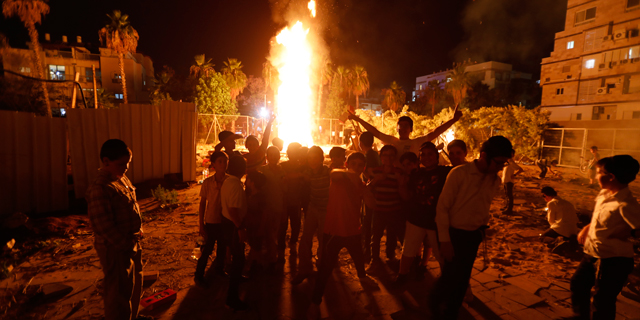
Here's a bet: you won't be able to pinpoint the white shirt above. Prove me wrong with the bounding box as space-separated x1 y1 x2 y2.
546 197 579 237
584 187 640 258
435 161 501 242
221 175 247 223
199 174 228 224
501 159 522 184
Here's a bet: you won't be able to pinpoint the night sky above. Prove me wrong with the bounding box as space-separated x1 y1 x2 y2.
0 0 567 95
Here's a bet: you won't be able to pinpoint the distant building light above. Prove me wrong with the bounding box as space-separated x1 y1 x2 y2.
585 59 596 69
536 80 541 84
115 93 124 99
60 108 66 116
260 107 268 118
567 41 574 49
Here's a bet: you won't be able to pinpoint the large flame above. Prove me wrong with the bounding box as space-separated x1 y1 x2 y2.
308 0 316 17
273 21 314 148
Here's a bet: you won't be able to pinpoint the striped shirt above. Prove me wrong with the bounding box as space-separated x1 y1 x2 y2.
304 165 331 210
86 169 141 249
371 166 404 213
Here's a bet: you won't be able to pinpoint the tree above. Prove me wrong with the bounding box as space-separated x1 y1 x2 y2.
189 54 215 79
446 61 472 107
316 57 333 117
195 72 237 116
149 65 174 106
465 81 500 111
237 75 266 116
333 65 351 97
221 58 247 102
2 0 51 116
382 81 405 112
324 80 348 118
98 10 139 104
350 65 369 110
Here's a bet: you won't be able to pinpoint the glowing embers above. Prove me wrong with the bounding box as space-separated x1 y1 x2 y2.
273 21 314 148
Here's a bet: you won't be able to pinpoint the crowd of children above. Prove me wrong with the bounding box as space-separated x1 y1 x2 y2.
86 108 639 319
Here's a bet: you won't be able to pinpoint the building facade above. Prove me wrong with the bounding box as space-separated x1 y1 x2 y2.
414 61 532 98
1 34 154 109
540 0 640 122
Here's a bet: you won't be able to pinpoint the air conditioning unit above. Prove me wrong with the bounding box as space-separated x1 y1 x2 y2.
611 61 618 67
596 87 608 94
545 77 551 82
634 58 640 63
614 29 628 40
603 35 610 41
621 59 629 64
599 63 606 69
567 75 573 79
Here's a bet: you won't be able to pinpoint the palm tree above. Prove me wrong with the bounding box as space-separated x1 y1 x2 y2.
427 79 442 116
189 54 215 79
316 57 333 116
99 10 139 104
221 58 247 102
350 65 369 110
446 61 472 107
333 65 351 97
3 0 51 116
382 81 405 112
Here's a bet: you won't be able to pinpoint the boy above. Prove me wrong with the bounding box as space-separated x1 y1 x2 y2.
245 170 268 274
360 131 381 260
431 136 513 319
348 106 462 159
369 145 405 266
571 155 640 319
258 146 286 265
215 130 243 159
244 115 276 173
309 152 377 315
86 139 143 320
280 142 305 258
195 151 229 287
220 155 249 311
293 146 332 284
540 186 579 240
502 150 524 215
397 142 451 284
329 146 346 170
272 137 284 152
587 146 600 185
447 139 468 167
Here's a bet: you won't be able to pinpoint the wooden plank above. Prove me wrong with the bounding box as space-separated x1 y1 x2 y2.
492 285 544 307
140 104 153 182
33 116 50 212
68 109 88 198
15 112 34 212
0 111 18 214
472 272 499 284
50 118 68 211
511 308 551 320
81 109 99 198
181 103 197 181
151 104 163 179
505 275 546 294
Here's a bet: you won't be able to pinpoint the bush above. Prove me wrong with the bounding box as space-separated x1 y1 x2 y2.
151 185 179 207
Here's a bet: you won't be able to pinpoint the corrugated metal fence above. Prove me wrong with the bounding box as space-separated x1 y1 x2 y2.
0 111 68 215
1 101 197 215
68 101 197 199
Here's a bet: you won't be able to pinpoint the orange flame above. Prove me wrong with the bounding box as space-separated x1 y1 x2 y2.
308 0 316 18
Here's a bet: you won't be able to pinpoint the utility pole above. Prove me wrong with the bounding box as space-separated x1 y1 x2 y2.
92 64 98 108
71 72 80 108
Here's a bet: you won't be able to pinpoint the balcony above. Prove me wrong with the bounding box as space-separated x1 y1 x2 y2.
75 52 100 61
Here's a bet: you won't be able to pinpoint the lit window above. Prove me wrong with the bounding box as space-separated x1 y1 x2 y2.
49 65 66 80
419 84 422 90
20 66 31 73
585 59 596 69
628 0 640 9
567 41 575 49
115 93 124 100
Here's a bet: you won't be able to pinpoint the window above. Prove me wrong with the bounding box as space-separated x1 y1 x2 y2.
419 84 423 90
49 65 65 80
562 66 571 73
20 66 31 73
629 46 640 59
625 74 640 94
115 93 124 100
575 7 596 25
585 59 596 69
576 113 582 120
628 0 640 9
633 111 640 119
556 88 565 95
567 41 575 49
112 73 122 83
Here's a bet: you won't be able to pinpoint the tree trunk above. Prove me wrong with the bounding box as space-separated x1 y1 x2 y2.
28 23 51 117
355 94 359 111
119 53 128 104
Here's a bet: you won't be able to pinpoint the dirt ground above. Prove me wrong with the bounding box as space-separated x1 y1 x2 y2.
2 164 640 320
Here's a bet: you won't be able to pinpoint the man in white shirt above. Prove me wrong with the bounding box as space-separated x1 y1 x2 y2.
502 152 523 215
430 136 513 319
540 187 579 239
347 105 462 160
221 155 249 311
571 155 640 319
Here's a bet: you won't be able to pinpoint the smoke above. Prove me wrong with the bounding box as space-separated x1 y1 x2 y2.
453 0 566 73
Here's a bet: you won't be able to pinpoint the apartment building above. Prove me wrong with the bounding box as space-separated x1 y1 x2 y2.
414 61 532 97
1 34 154 109
540 0 640 123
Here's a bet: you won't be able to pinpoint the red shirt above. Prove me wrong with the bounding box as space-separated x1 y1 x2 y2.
324 173 365 237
